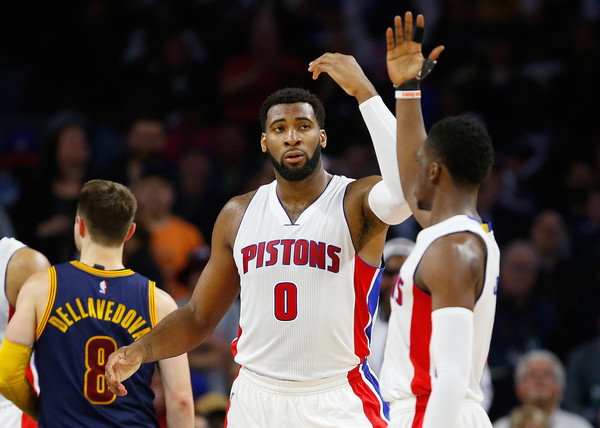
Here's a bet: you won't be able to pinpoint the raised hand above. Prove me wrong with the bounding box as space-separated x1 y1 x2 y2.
308 53 377 104
386 12 444 88
105 344 145 396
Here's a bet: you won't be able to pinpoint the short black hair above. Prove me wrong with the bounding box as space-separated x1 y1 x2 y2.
427 115 494 186
259 88 326 132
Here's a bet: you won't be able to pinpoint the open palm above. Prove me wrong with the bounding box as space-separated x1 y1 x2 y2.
386 12 444 87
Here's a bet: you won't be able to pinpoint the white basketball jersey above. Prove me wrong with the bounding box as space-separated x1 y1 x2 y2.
0 237 26 345
380 215 500 404
232 176 382 381
0 237 27 410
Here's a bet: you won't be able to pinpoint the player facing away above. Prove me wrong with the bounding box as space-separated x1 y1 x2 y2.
0 180 194 427
379 12 500 428
105 74 414 426
0 237 50 428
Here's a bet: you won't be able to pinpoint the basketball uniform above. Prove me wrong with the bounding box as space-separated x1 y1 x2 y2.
34 261 159 427
380 215 500 428
228 176 389 427
0 237 38 428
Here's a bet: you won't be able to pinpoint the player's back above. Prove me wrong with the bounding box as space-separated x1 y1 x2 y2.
34 261 159 428
381 215 500 404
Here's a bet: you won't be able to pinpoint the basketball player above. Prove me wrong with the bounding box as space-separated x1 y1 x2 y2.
0 180 194 427
105 65 414 426
380 12 500 428
0 237 49 428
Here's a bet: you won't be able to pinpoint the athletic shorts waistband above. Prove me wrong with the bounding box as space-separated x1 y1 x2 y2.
389 396 481 416
238 366 363 395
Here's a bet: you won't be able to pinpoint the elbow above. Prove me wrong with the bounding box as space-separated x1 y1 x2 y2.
166 390 195 421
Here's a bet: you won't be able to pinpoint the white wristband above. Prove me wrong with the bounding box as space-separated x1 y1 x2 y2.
395 90 421 99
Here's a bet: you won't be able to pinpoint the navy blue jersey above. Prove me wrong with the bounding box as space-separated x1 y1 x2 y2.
34 261 159 427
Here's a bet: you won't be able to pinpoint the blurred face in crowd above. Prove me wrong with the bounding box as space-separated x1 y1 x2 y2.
56 124 90 170
529 210 568 257
516 358 562 409
500 242 539 300
133 176 175 221
128 119 166 159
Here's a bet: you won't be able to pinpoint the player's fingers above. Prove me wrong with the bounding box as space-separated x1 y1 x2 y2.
394 15 403 45
404 11 413 42
386 27 395 51
428 45 445 61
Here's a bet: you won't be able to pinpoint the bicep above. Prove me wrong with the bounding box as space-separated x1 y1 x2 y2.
5 274 47 346
187 201 241 332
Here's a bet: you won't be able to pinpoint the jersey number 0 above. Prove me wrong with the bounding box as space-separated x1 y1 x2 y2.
274 282 298 321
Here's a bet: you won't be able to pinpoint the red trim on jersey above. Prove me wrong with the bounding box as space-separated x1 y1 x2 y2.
409 282 432 396
8 302 15 319
21 414 37 428
347 365 388 428
231 325 242 358
352 256 377 360
411 395 429 428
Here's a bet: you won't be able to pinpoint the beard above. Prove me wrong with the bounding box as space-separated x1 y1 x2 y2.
267 144 322 182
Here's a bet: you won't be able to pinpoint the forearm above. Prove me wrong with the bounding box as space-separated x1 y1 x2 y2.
139 304 210 363
0 339 39 421
423 307 473 428
396 97 429 225
361 96 411 224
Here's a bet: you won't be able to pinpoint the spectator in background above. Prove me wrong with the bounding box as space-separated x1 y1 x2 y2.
528 210 573 301
369 236 414 378
194 392 228 428
123 218 165 290
489 240 564 420
133 173 205 301
11 116 91 264
217 4 308 135
172 147 228 242
104 116 175 187
564 313 600 428
493 350 593 428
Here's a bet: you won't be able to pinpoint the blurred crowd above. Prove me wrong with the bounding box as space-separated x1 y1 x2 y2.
1 1 599 427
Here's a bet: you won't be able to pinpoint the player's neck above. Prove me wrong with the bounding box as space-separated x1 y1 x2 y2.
275 169 331 223
429 188 480 225
275 168 331 205
79 241 126 271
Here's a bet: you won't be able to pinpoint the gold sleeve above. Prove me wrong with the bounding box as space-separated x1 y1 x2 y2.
0 339 39 421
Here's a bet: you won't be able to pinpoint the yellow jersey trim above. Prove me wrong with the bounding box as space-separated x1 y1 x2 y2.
149 281 157 327
70 260 134 277
36 267 57 339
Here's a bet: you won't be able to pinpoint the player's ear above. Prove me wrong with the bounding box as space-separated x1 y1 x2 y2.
261 133 267 153
124 222 137 242
76 215 86 237
429 161 441 183
320 130 327 148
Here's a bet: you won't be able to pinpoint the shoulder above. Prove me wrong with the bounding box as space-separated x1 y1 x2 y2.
213 190 258 246
154 286 178 320
346 175 380 196
219 190 257 226
16 269 52 309
425 230 486 273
